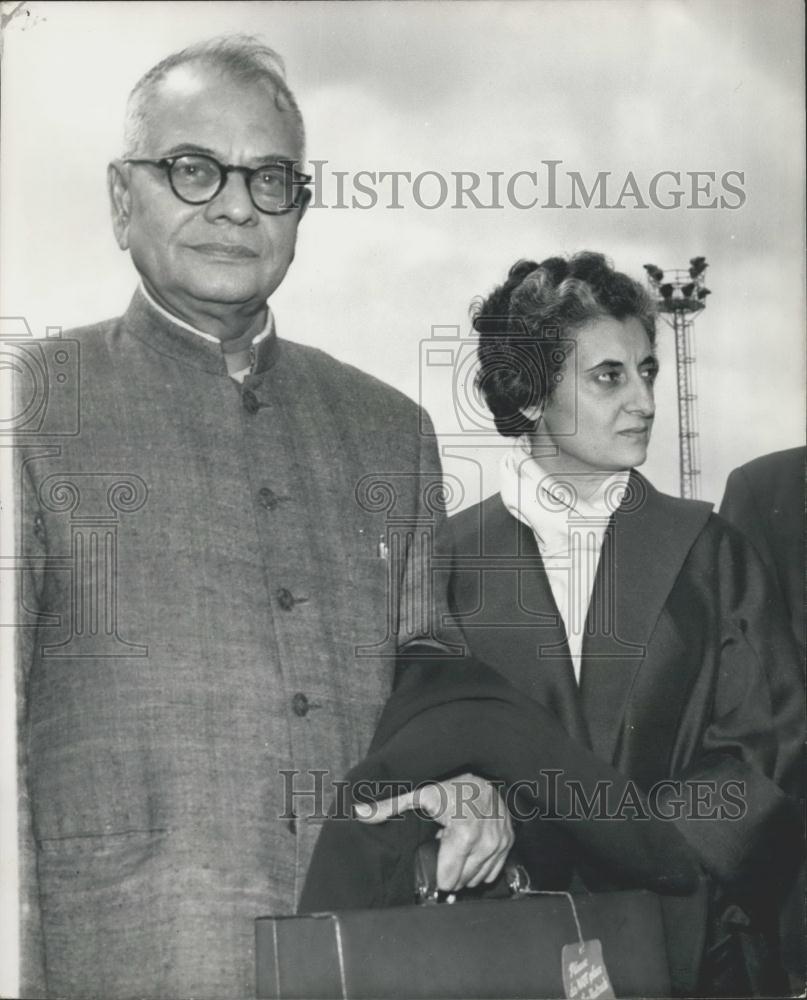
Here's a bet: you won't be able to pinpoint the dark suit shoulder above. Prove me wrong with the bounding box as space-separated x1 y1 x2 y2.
447 473 716 559
448 493 501 532
60 313 120 337
276 339 440 477
720 449 804 555
61 314 122 342
721 448 803 528
719 450 804 640
674 509 796 622
59 315 123 357
444 493 511 555
280 338 422 423
630 470 713 524
627 476 746 569
734 447 805 489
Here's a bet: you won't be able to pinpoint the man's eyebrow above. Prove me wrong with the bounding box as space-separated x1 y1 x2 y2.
161 143 221 158
160 143 299 165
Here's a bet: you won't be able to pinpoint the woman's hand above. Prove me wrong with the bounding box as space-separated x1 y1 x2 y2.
354 772 515 892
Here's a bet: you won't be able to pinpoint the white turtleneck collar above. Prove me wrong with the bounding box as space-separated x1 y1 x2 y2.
499 436 630 679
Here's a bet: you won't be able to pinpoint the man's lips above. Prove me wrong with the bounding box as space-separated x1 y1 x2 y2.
618 426 652 437
190 243 259 258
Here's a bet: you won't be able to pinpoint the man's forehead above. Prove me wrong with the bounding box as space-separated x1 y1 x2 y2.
144 63 301 158
155 63 216 101
151 63 277 111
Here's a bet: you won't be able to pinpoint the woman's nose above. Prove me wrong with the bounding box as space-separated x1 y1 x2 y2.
627 375 656 416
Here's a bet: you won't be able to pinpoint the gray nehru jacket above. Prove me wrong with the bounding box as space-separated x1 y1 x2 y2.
18 288 443 999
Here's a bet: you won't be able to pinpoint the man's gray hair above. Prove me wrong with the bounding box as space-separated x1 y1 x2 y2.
122 35 305 157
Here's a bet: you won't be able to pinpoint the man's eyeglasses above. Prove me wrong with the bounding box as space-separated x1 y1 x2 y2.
124 154 312 215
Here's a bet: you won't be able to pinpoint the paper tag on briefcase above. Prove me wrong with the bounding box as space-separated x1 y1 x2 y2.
561 939 616 999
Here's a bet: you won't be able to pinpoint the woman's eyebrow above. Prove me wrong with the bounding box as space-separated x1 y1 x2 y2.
584 358 624 372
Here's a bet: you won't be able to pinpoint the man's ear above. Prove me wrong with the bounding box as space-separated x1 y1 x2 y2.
108 160 132 250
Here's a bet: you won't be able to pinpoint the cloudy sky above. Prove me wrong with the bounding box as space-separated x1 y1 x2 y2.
1 0 804 508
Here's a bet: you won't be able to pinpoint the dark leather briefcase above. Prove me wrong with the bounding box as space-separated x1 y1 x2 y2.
255 847 672 999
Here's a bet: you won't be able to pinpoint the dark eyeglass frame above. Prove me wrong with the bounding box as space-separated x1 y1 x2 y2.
124 154 313 215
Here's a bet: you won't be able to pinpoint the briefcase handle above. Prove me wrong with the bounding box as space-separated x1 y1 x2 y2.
414 839 532 905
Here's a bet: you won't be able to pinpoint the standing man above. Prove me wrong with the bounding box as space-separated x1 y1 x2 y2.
720 446 806 993
720 447 804 655
15 36 507 999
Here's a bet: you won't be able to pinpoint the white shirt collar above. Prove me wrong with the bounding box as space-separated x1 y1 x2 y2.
139 282 274 348
500 437 630 550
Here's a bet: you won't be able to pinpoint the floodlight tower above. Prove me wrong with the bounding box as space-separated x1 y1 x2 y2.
643 258 712 499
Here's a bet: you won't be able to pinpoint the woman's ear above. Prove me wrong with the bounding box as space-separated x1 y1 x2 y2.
519 405 543 424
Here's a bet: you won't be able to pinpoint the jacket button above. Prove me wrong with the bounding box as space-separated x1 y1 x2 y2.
292 692 310 717
276 588 309 611
258 487 285 510
276 587 295 611
242 388 260 414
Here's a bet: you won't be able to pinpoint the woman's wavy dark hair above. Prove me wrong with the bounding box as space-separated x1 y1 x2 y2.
471 251 657 437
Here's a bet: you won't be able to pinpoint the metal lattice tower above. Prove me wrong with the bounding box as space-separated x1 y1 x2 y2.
643 258 712 499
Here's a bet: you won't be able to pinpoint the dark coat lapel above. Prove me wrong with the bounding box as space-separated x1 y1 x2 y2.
450 496 591 746
579 471 713 763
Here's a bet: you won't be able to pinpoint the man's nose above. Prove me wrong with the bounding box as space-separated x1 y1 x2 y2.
203 170 258 225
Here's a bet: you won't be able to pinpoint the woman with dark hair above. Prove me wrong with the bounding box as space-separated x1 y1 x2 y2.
301 253 803 997
471 252 662 691
474 252 657 440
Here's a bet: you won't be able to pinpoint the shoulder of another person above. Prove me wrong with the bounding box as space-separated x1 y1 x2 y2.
736 446 804 482
734 447 805 509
